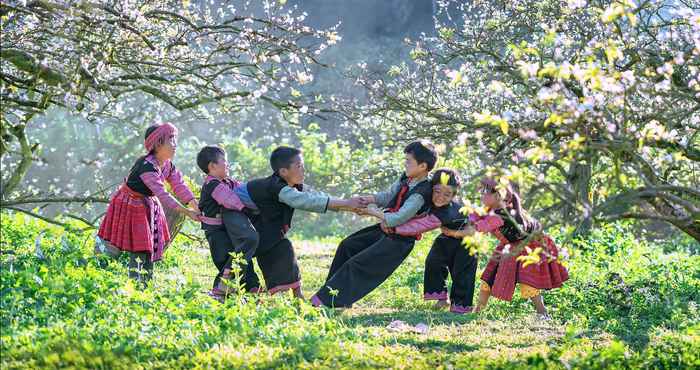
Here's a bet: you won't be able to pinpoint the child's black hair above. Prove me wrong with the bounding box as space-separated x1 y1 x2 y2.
480 177 539 232
144 125 158 140
197 146 226 174
144 125 163 154
270 146 302 173
404 140 438 171
431 168 461 188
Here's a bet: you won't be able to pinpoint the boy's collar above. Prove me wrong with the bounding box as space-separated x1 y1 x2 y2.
409 174 429 183
204 174 229 184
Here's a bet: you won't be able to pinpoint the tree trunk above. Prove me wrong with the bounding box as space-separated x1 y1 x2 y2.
0 124 36 200
647 197 700 243
669 220 700 242
634 155 700 243
567 160 594 238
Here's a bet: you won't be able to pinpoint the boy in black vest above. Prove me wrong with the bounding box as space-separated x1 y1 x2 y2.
244 146 365 298
197 146 260 299
390 168 478 313
311 141 438 308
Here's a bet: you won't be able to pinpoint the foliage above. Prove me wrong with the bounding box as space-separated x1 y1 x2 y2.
0 0 335 209
2 213 698 368
349 0 700 241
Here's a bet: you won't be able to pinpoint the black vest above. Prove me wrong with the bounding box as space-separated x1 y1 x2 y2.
433 200 466 229
432 200 467 241
386 174 432 217
198 179 222 231
493 208 540 242
246 174 302 245
199 179 226 218
382 174 432 241
125 156 161 196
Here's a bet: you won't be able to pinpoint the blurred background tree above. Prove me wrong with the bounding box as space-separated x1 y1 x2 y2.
348 0 699 242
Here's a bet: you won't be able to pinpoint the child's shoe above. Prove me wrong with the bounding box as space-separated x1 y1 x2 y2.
449 304 473 314
209 268 235 301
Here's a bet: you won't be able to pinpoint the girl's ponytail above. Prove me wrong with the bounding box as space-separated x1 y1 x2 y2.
481 176 540 233
508 189 538 232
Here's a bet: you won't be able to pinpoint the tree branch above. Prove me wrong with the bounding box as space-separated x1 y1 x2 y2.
0 196 109 207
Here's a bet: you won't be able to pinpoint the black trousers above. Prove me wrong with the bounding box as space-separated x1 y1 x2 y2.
423 235 478 307
204 209 259 290
246 237 301 293
314 224 416 307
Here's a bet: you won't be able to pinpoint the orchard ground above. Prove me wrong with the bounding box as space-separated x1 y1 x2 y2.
1 214 698 369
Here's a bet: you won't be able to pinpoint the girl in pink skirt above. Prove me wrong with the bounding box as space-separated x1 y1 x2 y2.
471 178 568 318
97 122 200 284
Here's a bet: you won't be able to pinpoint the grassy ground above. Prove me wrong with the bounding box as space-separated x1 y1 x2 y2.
1 214 699 369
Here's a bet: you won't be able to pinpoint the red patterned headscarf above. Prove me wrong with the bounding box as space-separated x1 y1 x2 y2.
144 122 178 152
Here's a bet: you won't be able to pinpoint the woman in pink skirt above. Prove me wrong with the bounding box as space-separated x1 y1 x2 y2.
97 122 200 285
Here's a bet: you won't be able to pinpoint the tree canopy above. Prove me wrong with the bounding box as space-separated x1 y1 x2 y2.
348 0 699 241
1 0 335 207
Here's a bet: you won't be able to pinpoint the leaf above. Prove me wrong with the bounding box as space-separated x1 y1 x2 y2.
516 247 543 268
544 113 563 127
440 172 450 186
497 118 509 135
605 43 622 64
449 70 463 88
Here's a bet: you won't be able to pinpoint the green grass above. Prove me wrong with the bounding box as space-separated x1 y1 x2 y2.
1 213 699 369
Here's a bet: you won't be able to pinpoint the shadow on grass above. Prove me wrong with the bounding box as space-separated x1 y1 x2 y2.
337 309 573 354
341 309 478 328
393 337 482 353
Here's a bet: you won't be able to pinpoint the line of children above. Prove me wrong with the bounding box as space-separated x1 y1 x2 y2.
98 124 568 316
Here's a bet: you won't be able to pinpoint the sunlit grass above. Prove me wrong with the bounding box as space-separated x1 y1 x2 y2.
1 213 698 369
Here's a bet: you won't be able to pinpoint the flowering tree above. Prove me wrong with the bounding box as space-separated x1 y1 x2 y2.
0 0 336 226
351 0 699 241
